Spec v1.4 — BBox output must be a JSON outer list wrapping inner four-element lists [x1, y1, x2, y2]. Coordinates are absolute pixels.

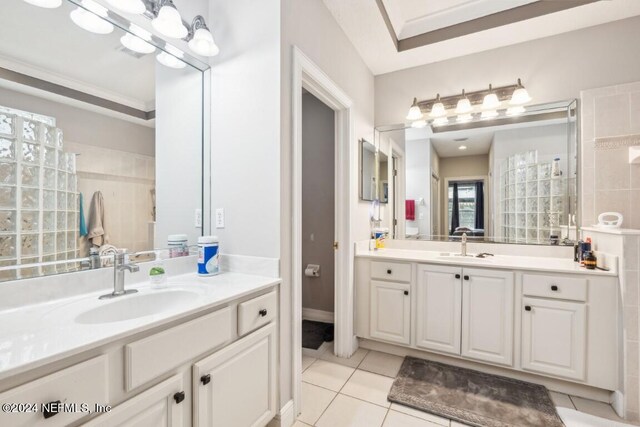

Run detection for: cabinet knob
[[551, 285, 558, 291], [387, 269, 392, 274], [464, 275, 470, 281], [42, 400, 61, 419], [403, 290, 409, 296], [201, 374, 211, 385], [259, 309, 268, 317], [525, 306, 532, 311], [174, 391, 186, 404], [455, 274, 461, 279]]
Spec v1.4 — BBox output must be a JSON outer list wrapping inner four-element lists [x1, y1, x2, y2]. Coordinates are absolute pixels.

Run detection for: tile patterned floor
[[297, 349, 627, 427]]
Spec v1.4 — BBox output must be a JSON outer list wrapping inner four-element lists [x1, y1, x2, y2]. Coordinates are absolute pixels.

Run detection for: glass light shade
[[481, 109, 499, 119], [121, 33, 155, 54], [432, 117, 449, 127], [429, 102, 446, 118], [152, 5, 188, 39], [482, 93, 501, 110], [70, 4, 114, 35], [406, 98, 423, 121], [455, 98, 472, 114], [188, 28, 219, 57], [458, 145, 468, 150], [106, 0, 145, 14], [510, 87, 532, 105], [157, 51, 186, 69], [23, 0, 62, 8], [506, 106, 526, 116], [456, 113, 473, 123], [411, 120, 427, 129]]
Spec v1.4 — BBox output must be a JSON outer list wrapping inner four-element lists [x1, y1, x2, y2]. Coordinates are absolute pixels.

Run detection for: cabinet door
[[521, 297, 586, 380], [369, 280, 411, 345], [416, 265, 462, 355], [84, 375, 184, 427], [461, 268, 514, 366], [194, 323, 277, 427]]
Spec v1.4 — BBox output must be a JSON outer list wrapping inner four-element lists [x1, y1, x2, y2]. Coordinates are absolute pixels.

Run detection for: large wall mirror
[[375, 100, 578, 245], [0, 0, 209, 281]]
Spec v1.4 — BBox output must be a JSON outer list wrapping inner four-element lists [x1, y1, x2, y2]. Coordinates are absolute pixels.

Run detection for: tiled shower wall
[[581, 81, 640, 421]]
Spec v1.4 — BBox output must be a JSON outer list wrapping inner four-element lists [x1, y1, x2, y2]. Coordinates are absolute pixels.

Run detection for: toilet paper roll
[[305, 264, 320, 277]]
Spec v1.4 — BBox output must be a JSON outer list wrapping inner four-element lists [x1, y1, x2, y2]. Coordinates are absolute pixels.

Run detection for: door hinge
[[393, 169, 398, 177], [393, 219, 398, 226], [333, 241, 339, 250]]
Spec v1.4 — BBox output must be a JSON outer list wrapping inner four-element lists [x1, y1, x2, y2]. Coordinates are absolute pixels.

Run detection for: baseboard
[[302, 307, 334, 323], [267, 399, 295, 427], [612, 390, 624, 418]]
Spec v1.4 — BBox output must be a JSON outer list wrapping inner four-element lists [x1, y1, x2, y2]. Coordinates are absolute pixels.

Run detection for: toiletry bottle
[[583, 251, 597, 270], [552, 157, 561, 177], [89, 247, 101, 269], [574, 240, 582, 262], [198, 236, 220, 276], [580, 238, 592, 266], [149, 250, 167, 286]]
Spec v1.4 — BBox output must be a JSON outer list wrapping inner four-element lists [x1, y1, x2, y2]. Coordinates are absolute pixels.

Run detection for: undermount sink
[[75, 289, 201, 324], [436, 254, 494, 263]]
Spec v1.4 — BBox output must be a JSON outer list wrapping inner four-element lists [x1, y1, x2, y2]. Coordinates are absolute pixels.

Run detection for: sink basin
[[436, 255, 494, 263], [75, 289, 201, 324]]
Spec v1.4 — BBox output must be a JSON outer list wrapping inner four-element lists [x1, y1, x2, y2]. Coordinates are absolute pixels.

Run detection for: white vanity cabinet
[[370, 280, 411, 345]]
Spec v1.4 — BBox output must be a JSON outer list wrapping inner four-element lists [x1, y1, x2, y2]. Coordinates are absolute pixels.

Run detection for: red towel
[[406, 200, 415, 221]]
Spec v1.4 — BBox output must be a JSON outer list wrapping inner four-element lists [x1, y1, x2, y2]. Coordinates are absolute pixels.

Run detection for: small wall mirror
[[359, 138, 377, 201]]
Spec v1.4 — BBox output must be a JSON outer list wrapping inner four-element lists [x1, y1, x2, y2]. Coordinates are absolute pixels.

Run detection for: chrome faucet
[[461, 233, 468, 257], [99, 250, 139, 299]]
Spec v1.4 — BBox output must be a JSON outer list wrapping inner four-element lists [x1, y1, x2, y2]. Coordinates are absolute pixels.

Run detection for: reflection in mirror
[[378, 151, 388, 204], [0, 0, 206, 281], [376, 100, 578, 245], [359, 139, 376, 201]]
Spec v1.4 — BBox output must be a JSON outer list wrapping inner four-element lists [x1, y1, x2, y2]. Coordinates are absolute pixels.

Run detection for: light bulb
[[70, 1, 114, 35], [510, 85, 532, 105], [406, 98, 423, 121], [106, 0, 145, 14], [152, 4, 188, 39], [455, 90, 473, 114], [189, 28, 219, 57], [429, 94, 446, 118], [23, 0, 62, 8], [121, 33, 155, 54], [157, 46, 186, 69], [482, 84, 501, 110]]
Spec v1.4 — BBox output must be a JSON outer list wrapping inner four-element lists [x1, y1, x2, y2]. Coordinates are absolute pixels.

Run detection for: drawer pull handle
[[42, 400, 61, 419], [404, 290, 409, 296], [387, 269, 392, 274], [551, 285, 559, 291], [259, 309, 268, 317], [464, 275, 470, 281], [455, 274, 461, 279], [174, 391, 186, 404], [525, 305, 532, 311], [201, 374, 211, 385]]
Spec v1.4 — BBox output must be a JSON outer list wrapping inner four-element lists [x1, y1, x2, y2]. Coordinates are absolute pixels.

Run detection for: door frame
[[292, 46, 354, 416]]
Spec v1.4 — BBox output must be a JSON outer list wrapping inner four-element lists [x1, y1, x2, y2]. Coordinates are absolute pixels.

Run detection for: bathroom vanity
[[0, 272, 280, 427], [355, 245, 620, 395]]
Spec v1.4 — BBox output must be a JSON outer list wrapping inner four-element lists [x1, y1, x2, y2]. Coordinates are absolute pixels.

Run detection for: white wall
[[405, 139, 430, 237], [375, 16, 640, 126]]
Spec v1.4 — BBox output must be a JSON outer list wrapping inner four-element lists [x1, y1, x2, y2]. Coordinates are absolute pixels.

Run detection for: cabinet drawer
[[523, 274, 587, 302], [371, 261, 411, 283], [238, 291, 277, 336], [125, 307, 232, 391], [0, 355, 108, 427]]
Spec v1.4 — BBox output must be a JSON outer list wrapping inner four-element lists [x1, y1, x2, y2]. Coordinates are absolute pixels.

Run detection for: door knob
[[463, 275, 470, 281], [174, 391, 185, 404], [259, 309, 268, 317], [525, 306, 532, 311], [403, 290, 409, 295], [201, 374, 211, 385], [455, 274, 461, 279], [551, 285, 558, 291], [42, 400, 61, 419], [387, 269, 392, 274]]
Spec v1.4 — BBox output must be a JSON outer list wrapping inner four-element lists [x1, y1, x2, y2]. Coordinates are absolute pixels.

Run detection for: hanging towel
[[79, 193, 88, 237], [406, 199, 415, 221], [87, 191, 109, 246]]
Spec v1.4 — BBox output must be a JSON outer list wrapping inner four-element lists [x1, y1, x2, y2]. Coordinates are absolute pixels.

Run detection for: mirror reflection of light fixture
[[152, 0, 188, 39], [481, 109, 499, 119], [406, 98, 423, 121], [510, 78, 532, 105], [456, 113, 473, 123], [23, 0, 62, 8], [157, 44, 186, 69], [455, 89, 472, 114], [482, 84, 501, 110], [429, 94, 446, 118], [70, 0, 114, 35], [411, 120, 427, 129], [432, 117, 449, 127], [188, 16, 219, 57], [506, 106, 526, 116], [105, 0, 145, 14], [121, 32, 156, 54]]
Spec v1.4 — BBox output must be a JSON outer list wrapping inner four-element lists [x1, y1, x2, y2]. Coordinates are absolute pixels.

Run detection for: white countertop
[[356, 247, 617, 277], [0, 272, 280, 381]]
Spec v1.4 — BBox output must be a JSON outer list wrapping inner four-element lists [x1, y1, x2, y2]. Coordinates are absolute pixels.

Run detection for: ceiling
[[322, 0, 640, 75]]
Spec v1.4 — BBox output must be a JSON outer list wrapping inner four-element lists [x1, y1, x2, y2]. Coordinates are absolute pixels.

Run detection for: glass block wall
[[0, 107, 79, 280]]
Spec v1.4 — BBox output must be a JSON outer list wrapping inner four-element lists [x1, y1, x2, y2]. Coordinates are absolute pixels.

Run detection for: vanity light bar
[[415, 83, 520, 113]]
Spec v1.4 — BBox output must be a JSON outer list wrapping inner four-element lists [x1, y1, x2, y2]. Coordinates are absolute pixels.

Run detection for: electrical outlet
[[195, 209, 202, 228], [215, 208, 225, 228]]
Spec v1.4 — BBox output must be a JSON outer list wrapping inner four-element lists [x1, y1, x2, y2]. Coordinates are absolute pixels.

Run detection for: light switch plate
[[215, 208, 225, 228], [195, 209, 202, 228]]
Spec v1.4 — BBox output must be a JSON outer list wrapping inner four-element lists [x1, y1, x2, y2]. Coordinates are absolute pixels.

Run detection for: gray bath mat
[[388, 357, 564, 427]]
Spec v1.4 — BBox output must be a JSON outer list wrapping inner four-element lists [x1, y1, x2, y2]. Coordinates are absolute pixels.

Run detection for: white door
[[416, 264, 462, 355], [193, 323, 277, 427], [461, 268, 514, 366], [370, 280, 411, 345], [522, 297, 586, 380], [83, 375, 184, 427]]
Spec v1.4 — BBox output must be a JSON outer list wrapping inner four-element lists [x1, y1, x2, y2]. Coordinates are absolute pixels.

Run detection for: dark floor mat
[[302, 320, 334, 350]]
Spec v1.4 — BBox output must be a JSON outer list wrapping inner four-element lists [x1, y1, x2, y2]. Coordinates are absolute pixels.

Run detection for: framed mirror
[[359, 138, 376, 201], [0, 0, 209, 281], [375, 100, 578, 245]]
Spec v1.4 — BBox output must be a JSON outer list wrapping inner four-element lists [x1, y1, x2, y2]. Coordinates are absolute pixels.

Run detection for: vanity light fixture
[[152, 0, 188, 39], [105, 0, 145, 15], [482, 84, 501, 110], [157, 44, 186, 69], [429, 94, 446, 118], [510, 79, 532, 105], [70, 0, 114, 35], [23, 0, 62, 8], [188, 16, 219, 57], [406, 98, 423, 121], [481, 109, 499, 119], [506, 106, 526, 116], [455, 89, 473, 114], [121, 32, 156, 54], [411, 120, 427, 129], [432, 117, 449, 127], [456, 113, 473, 123]]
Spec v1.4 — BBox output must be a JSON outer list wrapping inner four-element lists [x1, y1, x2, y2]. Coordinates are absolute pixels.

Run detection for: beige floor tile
[[341, 370, 395, 408], [359, 351, 405, 377], [549, 391, 575, 409], [383, 410, 446, 427], [302, 356, 316, 372], [319, 344, 369, 368], [302, 360, 356, 392], [389, 403, 450, 426], [293, 421, 312, 427], [298, 382, 337, 425], [316, 394, 388, 427], [571, 396, 624, 422]]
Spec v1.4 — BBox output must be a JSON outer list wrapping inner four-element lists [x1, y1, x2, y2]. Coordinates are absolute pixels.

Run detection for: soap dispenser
[[149, 250, 167, 286]]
